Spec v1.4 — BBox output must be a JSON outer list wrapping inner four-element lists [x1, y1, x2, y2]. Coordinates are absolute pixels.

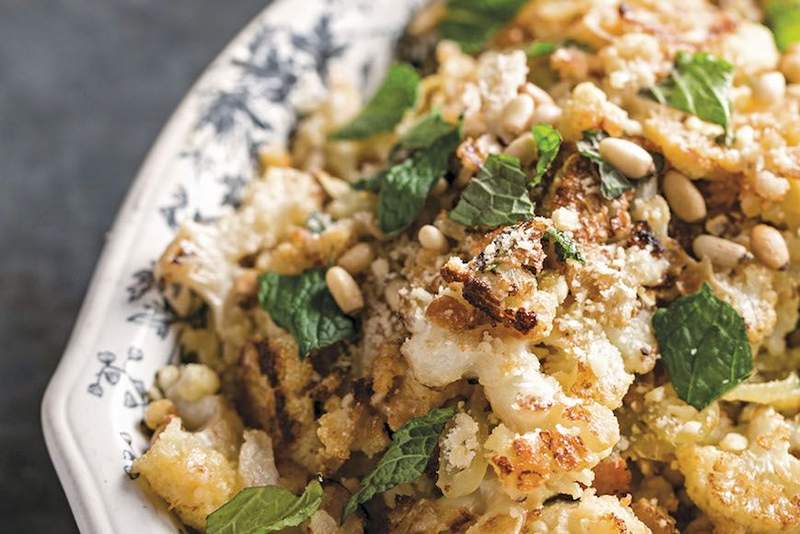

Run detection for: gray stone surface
[[0, 1, 267, 530]]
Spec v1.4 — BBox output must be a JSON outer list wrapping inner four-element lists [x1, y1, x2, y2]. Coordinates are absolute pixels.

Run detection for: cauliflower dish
[[132, 1, 800, 532]]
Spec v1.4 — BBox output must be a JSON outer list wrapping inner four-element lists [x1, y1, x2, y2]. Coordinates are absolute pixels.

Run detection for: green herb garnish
[[766, 0, 800, 51], [398, 109, 457, 150], [342, 407, 455, 522], [575, 129, 633, 199], [643, 52, 734, 144], [206, 479, 323, 534], [449, 153, 535, 228], [258, 269, 357, 358], [545, 228, 583, 263], [329, 63, 420, 140], [363, 113, 460, 234], [526, 41, 557, 58], [438, 0, 528, 53], [531, 123, 562, 185], [652, 283, 753, 410]]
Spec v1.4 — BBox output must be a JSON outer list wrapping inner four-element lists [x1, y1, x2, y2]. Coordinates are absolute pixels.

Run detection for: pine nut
[[157, 365, 180, 392], [501, 94, 535, 135], [337, 242, 374, 275], [503, 133, 537, 166], [662, 170, 707, 223], [752, 71, 786, 105], [598, 137, 654, 179], [418, 224, 449, 252], [781, 45, 800, 83], [530, 103, 562, 125], [384, 279, 405, 312], [144, 399, 176, 430], [692, 235, 749, 268], [522, 83, 555, 105], [326, 266, 364, 313], [370, 258, 390, 280], [719, 432, 748, 452], [753, 169, 790, 201], [750, 224, 790, 270], [431, 177, 449, 196]]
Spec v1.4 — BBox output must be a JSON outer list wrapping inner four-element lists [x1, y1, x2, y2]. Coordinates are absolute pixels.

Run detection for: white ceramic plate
[[41, 1, 422, 531]]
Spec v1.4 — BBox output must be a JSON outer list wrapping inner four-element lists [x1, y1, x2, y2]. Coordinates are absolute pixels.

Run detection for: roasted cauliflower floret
[[543, 154, 633, 245], [677, 407, 800, 533], [485, 402, 619, 502], [132, 418, 239, 530], [526, 493, 651, 534], [155, 166, 322, 330], [440, 218, 558, 337]]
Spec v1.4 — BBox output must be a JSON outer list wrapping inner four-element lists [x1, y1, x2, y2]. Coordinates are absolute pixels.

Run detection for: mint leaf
[[526, 41, 557, 58], [398, 110, 457, 151], [766, 0, 800, 50], [449, 154, 535, 228], [652, 283, 753, 410], [531, 123, 561, 185], [207, 479, 323, 534], [374, 115, 460, 234], [545, 228, 583, 263], [258, 269, 357, 358], [644, 52, 734, 143], [438, 0, 527, 53], [330, 63, 419, 140], [575, 129, 633, 199], [342, 407, 455, 522]]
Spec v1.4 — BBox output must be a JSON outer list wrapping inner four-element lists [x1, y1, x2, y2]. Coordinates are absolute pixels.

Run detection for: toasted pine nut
[[752, 71, 786, 105], [692, 235, 749, 268], [431, 177, 449, 196], [384, 279, 405, 312], [522, 83, 555, 105], [662, 170, 707, 223], [418, 224, 449, 252], [719, 432, 748, 452], [503, 133, 537, 166], [753, 170, 790, 201], [144, 399, 177, 430], [530, 103, 562, 125], [598, 137, 654, 179], [337, 243, 374, 275], [326, 266, 364, 313], [501, 94, 535, 135], [370, 258, 390, 280], [782, 46, 800, 83], [157, 365, 180, 392], [750, 224, 790, 270]]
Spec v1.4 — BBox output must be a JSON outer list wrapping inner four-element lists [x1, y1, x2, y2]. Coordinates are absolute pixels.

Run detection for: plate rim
[[40, 4, 282, 531]]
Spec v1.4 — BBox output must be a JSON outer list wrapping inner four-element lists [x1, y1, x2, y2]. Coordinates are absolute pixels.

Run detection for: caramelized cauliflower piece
[[676, 407, 800, 533], [543, 154, 633, 245], [132, 418, 239, 529], [440, 218, 556, 337], [155, 166, 322, 330], [485, 402, 619, 501], [526, 493, 651, 533]]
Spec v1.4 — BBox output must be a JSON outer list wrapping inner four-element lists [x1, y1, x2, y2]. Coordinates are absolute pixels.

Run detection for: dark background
[[0, 1, 268, 531]]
